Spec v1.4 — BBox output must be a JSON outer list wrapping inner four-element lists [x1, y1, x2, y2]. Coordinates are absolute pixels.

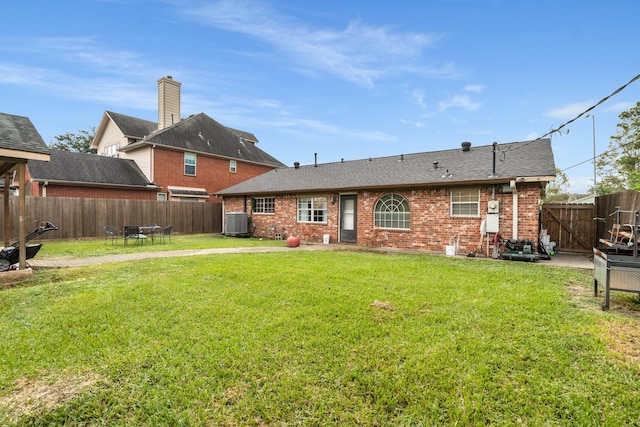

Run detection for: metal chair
[[123, 225, 147, 245], [104, 225, 120, 245], [159, 225, 173, 243], [143, 223, 158, 244]]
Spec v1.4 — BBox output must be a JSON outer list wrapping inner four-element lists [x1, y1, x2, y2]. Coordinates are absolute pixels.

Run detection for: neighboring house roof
[[0, 112, 50, 175], [105, 111, 158, 139], [28, 149, 158, 189], [94, 110, 284, 168], [119, 113, 285, 168], [217, 139, 556, 196]]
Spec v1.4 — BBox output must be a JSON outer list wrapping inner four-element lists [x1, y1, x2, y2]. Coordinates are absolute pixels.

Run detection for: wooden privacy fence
[[541, 190, 640, 253], [595, 190, 640, 246], [541, 203, 595, 253], [0, 196, 222, 240]]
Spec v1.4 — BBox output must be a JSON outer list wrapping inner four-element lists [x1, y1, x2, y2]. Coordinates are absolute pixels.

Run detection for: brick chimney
[[157, 76, 181, 130]]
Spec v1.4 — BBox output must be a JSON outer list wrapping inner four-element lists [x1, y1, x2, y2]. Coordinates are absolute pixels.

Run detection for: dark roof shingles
[[218, 139, 556, 195], [28, 150, 152, 187], [0, 112, 50, 155]]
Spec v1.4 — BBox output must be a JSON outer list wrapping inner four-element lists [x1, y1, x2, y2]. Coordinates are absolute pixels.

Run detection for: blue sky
[[2, 0, 639, 194]]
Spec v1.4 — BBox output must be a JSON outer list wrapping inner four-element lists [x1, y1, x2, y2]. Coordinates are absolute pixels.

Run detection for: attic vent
[[461, 141, 471, 152], [294, 162, 300, 169], [433, 161, 439, 170]]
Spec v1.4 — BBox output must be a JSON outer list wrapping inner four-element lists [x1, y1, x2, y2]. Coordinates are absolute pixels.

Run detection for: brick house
[[88, 76, 285, 201], [217, 139, 556, 254], [26, 76, 285, 201]]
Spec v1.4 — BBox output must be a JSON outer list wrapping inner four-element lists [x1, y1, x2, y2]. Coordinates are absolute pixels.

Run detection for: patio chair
[[143, 223, 158, 244], [124, 225, 147, 245], [159, 225, 173, 244], [104, 225, 120, 245]]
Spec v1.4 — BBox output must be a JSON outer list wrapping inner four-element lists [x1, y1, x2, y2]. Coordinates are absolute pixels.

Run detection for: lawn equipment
[[494, 233, 550, 262], [0, 221, 58, 271]]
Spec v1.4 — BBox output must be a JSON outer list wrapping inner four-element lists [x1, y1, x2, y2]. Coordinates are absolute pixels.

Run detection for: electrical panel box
[[487, 200, 499, 214], [486, 213, 499, 233]]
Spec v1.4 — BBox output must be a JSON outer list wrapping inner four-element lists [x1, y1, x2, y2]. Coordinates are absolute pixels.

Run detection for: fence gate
[[541, 204, 595, 253]]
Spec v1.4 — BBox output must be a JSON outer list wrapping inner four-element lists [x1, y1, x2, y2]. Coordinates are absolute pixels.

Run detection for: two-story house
[[28, 76, 285, 201]]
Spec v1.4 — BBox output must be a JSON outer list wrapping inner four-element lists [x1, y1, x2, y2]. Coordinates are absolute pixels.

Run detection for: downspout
[[510, 180, 518, 239], [42, 181, 48, 198]]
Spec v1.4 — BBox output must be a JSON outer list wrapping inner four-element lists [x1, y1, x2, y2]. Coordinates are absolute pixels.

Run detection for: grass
[[36, 233, 285, 259], [1, 248, 639, 425]]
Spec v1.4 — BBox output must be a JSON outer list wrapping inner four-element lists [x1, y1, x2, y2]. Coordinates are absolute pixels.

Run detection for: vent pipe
[[314, 153, 318, 167], [491, 141, 498, 177], [433, 161, 439, 170]]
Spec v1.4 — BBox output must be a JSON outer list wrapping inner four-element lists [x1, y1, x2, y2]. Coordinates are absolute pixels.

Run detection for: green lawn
[[37, 233, 285, 259], [1, 248, 639, 425]]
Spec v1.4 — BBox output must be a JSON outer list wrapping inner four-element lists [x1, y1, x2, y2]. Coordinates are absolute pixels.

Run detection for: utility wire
[[500, 73, 640, 158]]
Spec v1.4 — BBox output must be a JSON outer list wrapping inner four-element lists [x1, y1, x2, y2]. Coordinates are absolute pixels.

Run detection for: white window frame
[[374, 193, 410, 230], [451, 188, 480, 217], [253, 197, 275, 214], [297, 197, 327, 223], [184, 153, 196, 176], [157, 193, 167, 201], [230, 160, 237, 173]]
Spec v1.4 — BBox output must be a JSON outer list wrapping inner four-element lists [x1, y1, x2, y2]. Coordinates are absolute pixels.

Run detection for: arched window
[[374, 194, 410, 229]]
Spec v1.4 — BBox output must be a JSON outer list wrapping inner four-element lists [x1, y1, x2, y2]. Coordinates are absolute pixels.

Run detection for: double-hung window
[[297, 197, 327, 223], [451, 188, 480, 217], [230, 160, 237, 173], [184, 153, 196, 176]]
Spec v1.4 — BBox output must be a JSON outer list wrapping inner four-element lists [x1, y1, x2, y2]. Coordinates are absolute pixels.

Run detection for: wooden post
[[18, 163, 26, 270], [3, 172, 10, 248]]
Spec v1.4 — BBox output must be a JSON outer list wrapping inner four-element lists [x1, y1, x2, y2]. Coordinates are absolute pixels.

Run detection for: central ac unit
[[225, 212, 248, 236]]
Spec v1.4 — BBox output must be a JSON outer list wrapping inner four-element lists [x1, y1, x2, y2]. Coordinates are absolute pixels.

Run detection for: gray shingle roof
[[217, 139, 556, 196], [111, 112, 285, 168], [28, 150, 155, 188], [106, 111, 157, 139], [0, 112, 50, 156]]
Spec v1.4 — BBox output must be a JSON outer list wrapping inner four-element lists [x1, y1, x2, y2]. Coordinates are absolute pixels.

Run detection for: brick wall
[[224, 183, 543, 254], [30, 183, 157, 200], [153, 148, 277, 202]]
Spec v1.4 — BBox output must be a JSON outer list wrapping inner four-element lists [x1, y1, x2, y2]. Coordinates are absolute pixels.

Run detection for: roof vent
[[294, 162, 300, 169], [461, 141, 471, 152], [433, 161, 439, 170]]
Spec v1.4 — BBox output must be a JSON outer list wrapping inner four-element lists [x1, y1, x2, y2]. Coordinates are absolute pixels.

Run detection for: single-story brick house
[[217, 139, 556, 254]]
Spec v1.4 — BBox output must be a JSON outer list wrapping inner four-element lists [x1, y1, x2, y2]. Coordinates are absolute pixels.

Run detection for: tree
[[49, 128, 96, 153], [544, 168, 570, 203], [596, 102, 640, 194]]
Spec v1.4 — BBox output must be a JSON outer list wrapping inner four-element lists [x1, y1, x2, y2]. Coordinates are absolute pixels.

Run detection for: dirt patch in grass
[[0, 373, 104, 420], [600, 319, 640, 373], [370, 300, 395, 310]]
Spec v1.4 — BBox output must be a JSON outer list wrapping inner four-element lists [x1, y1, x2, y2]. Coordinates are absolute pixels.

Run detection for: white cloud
[[545, 101, 593, 119], [412, 89, 426, 110], [179, 0, 449, 87], [438, 94, 480, 112], [464, 84, 485, 93]]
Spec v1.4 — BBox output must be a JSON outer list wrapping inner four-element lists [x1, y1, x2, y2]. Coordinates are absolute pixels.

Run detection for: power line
[[501, 73, 640, 157]]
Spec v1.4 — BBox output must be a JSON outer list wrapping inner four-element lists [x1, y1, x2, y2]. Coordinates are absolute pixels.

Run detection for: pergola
[[0, 113, 50, 270]]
